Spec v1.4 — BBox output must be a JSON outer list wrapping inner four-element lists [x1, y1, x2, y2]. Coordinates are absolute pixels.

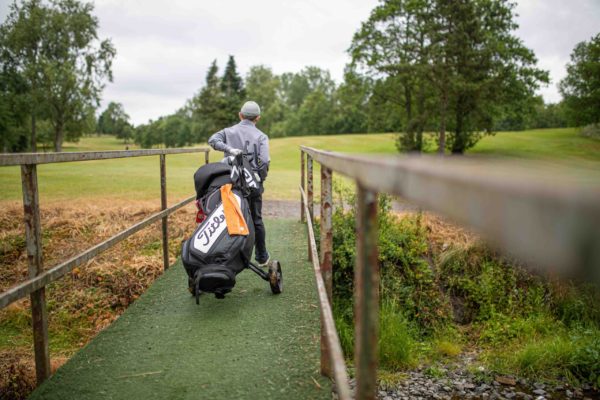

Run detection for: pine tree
[[192, 60, 228, 141], [221, 55, 245, 123]]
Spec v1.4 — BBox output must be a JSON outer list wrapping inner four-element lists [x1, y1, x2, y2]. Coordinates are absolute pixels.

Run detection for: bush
[[580, 123, 600, 139], [331, 188, 451, 333], [438, 244, 547, 323]]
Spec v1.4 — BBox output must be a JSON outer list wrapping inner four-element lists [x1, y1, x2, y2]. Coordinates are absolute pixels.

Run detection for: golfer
[[208, 101, 270, 267]]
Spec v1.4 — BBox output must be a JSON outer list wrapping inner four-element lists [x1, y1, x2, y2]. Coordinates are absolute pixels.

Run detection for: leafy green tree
[[164, 113, 192, 147], [245, 65, 284, 134], [351, 0, 432, 151], [0, 0, 48, 151], [97, 102, 132, 142], [366, 77, 405, 133], [0, 0, 115, 152], [279, 72, 311, 111], [278, 67, 336, 136], [0, 56, 29, 151], [351, 0, 547, 154], [334, 67, 370, 134], [559, 33, 600, 127]]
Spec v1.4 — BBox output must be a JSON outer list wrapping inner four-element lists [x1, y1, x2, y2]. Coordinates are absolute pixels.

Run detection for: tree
[[351, 0, 548, 154], [0, 53, 29, 151], [277, 67, 336, 136], [0, 0, 47, 151], [190, 59, 229, 142], [97, 102, 132, 142], [245, 65, 284, 134], [350, 0, 433, 152], [220, 55, 245, 124], [0, 0, 115, 152], [559, 33, 600, 127], [334, 67, 370, 134]]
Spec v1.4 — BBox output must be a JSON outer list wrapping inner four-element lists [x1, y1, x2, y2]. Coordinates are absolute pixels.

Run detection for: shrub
[[438, 244, 547, 323], [580, 123, 600, 139]]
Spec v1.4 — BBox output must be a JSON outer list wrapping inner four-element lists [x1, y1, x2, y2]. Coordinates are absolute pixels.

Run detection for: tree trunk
[[54, 122, 64, 152], [438, 91, 447, 155], [31, 113, 37, 152], [452, 98, 465, 155]]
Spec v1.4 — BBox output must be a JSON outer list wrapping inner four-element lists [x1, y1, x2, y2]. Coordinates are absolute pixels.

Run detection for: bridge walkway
[[30, 219, 331, 400]]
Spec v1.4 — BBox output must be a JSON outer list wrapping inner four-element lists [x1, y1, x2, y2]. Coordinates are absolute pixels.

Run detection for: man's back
[[208, 120, 270, 169]]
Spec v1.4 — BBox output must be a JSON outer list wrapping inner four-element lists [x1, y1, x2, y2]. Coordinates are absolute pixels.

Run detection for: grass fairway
[[471, 128, 600, 164], [0, 129, 599, 203], [0, 133, 397, 202]]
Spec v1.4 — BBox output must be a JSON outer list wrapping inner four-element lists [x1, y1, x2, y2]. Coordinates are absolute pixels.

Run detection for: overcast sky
[[1, 0, 599, 125]]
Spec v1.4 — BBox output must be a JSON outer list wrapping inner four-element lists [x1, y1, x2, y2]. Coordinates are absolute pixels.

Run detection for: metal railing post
[[21, 164, 51, 385], [300, 151, 306, 223], [320, 166, 333, 377], [160, 155, 169, 270], [307, 155, 314, 261], [355, 184, 379, 400]]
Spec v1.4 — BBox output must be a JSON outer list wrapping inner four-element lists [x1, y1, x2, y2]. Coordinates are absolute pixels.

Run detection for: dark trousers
[[249, 193, 268, 262]]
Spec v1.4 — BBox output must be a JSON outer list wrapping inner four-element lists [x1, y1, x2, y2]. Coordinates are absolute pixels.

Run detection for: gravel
[[332, 353, 600, 400]]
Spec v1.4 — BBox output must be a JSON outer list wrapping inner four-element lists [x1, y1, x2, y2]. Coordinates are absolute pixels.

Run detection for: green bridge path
[[30, 219, 331, 400]]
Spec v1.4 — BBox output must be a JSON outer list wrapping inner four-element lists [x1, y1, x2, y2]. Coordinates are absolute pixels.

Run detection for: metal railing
[[299, 146, 600, 400], [0, 147, 210, 386]]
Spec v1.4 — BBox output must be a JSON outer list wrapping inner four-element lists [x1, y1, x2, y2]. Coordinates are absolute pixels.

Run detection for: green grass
[[1, 129, 599, 203]]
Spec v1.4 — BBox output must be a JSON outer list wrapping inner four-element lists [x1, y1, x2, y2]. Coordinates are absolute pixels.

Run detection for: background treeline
[[1, 0, 598, 154], [128, 57, 572, 151]]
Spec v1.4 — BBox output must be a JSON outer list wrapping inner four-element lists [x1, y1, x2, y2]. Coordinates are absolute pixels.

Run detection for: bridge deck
[[30, 219, 330, 400]]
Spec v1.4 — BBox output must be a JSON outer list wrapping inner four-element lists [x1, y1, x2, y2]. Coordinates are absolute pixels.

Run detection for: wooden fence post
[[320, 166, 333, 377], [21, 164, 51, 385], [160, 155, 169, 270], [355, 184, 379, 400], [300, 151, 305, 223], [307, 155, 314, 261]]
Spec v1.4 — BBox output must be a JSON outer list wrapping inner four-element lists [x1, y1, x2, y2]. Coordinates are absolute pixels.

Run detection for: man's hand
[[230, 148, 243, 156]]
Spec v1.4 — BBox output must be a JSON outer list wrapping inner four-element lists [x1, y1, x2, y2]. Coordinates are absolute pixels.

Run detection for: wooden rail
[[300, 186, 352, 400], [0, 147, 210, 386], [299, 146, 600, 400]]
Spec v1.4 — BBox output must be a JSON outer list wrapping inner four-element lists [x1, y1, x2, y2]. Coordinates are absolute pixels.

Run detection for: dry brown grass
[[0, 199, 197, 399], [394, 210, 477, 255]]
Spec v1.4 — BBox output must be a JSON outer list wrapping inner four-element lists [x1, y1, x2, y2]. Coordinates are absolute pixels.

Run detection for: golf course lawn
[[0, 128, 598, 203]]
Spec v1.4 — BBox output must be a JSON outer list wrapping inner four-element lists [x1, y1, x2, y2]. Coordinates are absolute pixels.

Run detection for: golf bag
[[181, 156, 255, 301]]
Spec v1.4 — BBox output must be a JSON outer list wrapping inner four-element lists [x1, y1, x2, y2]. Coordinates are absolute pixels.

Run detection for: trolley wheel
[[268, 260, 283, 294]]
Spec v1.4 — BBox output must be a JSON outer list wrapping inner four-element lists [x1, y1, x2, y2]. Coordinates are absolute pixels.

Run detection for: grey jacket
[[208, 120, 270, 169]]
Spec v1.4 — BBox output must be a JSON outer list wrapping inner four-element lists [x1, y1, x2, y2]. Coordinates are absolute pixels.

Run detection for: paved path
[[30, 219, 330, 400]]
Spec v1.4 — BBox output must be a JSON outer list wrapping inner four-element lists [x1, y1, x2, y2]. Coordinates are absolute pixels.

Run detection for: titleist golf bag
[[181, 155, 256, 301]]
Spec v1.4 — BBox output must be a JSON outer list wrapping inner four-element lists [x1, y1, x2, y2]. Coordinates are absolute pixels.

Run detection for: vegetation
[[1, 2, 595, 155], [96, 102, 133, 143], [0, 199, 197, 399], [560, 33, 600, 128], [350, 0, 548, 154], [0, 0, 115, 152], [328, 187, 600, 386]]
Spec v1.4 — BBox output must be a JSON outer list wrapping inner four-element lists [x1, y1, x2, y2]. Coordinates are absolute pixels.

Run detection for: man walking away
[[208, 101, 271, 267]]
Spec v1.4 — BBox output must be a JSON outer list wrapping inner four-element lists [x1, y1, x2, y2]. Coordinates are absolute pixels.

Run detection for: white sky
[[1, 0, 599, 125]]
